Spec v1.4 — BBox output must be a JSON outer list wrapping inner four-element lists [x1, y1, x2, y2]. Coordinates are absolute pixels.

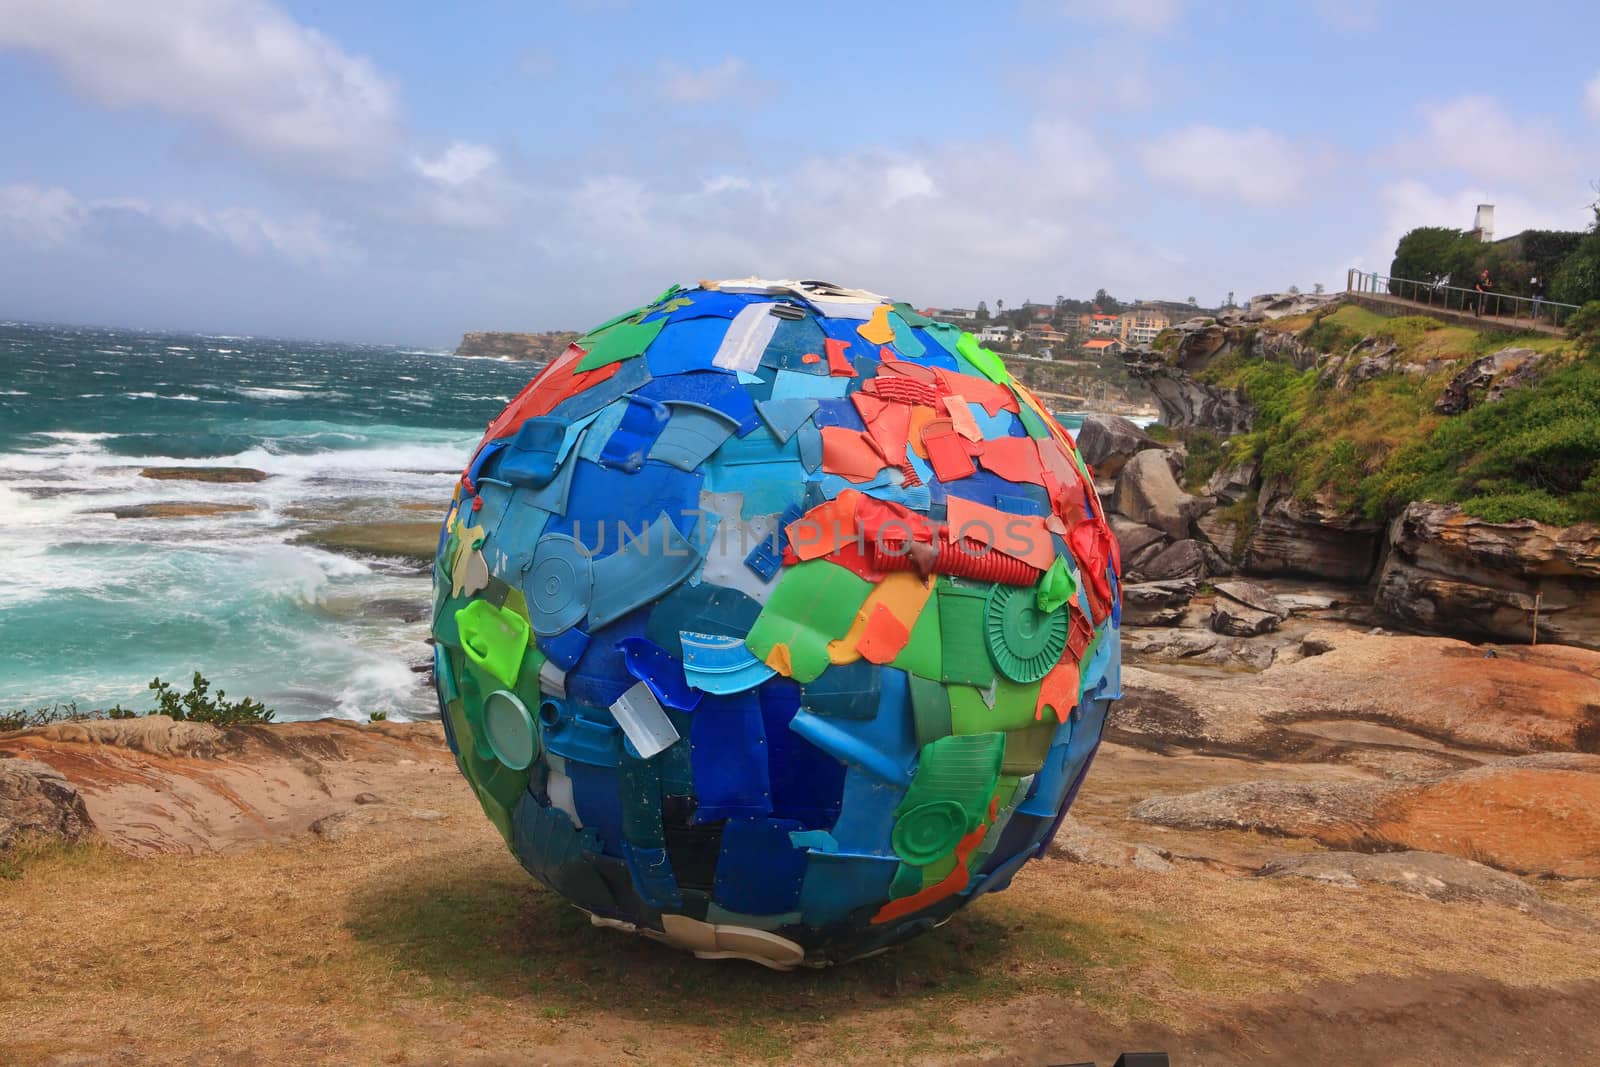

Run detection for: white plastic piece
[[538, 659, 567, 698], [546, 768, 580, 827], [712, 303, 780, 373], [609, 681, 680, 760], [697, 490, 779, 603], [653, 914, 806, 970]]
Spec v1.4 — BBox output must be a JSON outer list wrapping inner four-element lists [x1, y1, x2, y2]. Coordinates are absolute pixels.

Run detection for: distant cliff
[[454, 331, 578, 362]]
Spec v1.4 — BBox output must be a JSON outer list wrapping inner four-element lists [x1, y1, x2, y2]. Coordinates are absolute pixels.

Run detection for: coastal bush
[[0, 701, 140, 731], [149, 673, 275, 725], [1180, 429, 1226, 492]]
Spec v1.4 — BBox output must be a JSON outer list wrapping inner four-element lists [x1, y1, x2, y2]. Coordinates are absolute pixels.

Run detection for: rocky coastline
[[454, 330, 579, 362]]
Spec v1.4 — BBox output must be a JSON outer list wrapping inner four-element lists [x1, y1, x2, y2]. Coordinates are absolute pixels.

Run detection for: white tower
[[1473, 204, 1495, 243]]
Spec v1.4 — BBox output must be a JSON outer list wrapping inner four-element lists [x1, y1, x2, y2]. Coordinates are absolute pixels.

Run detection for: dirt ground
[[4, 631, 1600, 1066]]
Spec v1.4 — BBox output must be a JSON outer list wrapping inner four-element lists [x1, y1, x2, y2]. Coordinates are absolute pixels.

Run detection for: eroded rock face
[[1121, 579, 1199, 626], [0, 757, 94, 849], [1376, 503, 1600, 651], [1435, 347, 1546, 415], [1124, 349, 1255, 434], [1243, 478, 1383, 584], [1075, 414, 1161, 478], [1115, 450, 1214, 541], [1131, 539, 1208, 582]]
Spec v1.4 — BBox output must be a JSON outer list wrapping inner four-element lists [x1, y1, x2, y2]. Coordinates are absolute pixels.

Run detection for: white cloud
[[412, 142, 499, 187], [1013, 47, 1158, 114], [0, 182, 354, 266], [1394, 96, 1579, 194], [1138, 125, 1309, 204], [657, 56, 762, 105], [1053, 0, 1184, 31], [0, 0, 400, 176], [1586, 72, 1600, 119]]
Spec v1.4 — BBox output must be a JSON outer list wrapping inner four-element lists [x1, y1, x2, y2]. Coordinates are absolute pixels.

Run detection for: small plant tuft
[[149, 672, 275, 726]]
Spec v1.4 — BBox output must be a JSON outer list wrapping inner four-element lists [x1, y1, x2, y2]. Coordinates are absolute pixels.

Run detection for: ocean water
[[0, 321, 539, 721]]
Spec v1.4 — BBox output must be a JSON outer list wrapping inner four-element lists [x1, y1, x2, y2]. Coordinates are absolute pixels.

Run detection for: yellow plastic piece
[[857, 304, 897, 345], [827, 570, 935, 665]]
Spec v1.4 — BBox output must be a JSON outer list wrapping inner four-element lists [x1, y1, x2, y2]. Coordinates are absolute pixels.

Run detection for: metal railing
[[1346, 268, 1580, 330]]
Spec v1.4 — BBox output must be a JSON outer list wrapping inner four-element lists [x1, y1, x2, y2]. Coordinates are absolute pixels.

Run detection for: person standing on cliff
[[1530, 275, 1545, 321], [1474, 269, 1493, 317]]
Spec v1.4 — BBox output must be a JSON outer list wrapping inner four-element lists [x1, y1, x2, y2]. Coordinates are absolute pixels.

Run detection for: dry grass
[[5, 770, 1600, 1067]]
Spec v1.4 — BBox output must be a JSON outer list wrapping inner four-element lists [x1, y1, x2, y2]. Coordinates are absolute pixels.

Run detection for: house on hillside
[[1081, 337, 1125, 359], [921, 307, 978, 325], [977, 324, 1011, 344], [1118, 305, 1170, 346], [1079, 313, 1121, 337]]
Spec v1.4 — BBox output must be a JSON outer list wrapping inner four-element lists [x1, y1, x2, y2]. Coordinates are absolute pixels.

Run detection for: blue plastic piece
[[788, 668, 917, 786], [566, 760, 625, 853], [623, 842, 683, 909], [547, 459, 704, 556], [525, 534, 593, 636], [799, 660, 881, 720], [539, 696, 622, 768], [547, 355, 652, 423], [434, 641, 458, 702], [796, 850, 901, 928], [968, 403, 1023, 440], [812, 471, 931, 512], [537, 626, 589, 671], [714, 817, 808, 914], [770, 368, 849, 401], [588, 514, 703, 629], [760, 315, 828, 372], [762, 680, 846, 829], [498, 416, 568, 489], [648, 401, 739, 471], [643, 316, 733, 375], [645, 581, 762, 655], [942, 470, 1051, 515], [635, 369, 761, 436], [816, 315, 880, 366], [472, 477, 515, 542], [509, 793, 616, 912], [812, 397, 866, 431], [690, 692, 772, 822], [484, 496, 549, 579], [564, 609, 650, 709], [796, 422, 822, 472], [599, 395, 671, 473], [651, 290, 759, 324], [828, 766, 905, 855], [617, 635, 703, 710], [704, 426, 805, 517], [755, 397, 820, 443], [466, 438, 509, 487], [907, 328, 961, 370], [679, 631, 775, 694]]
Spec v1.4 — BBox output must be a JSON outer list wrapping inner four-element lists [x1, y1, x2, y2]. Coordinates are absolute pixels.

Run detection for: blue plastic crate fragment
[[714, 817, 808, 915]]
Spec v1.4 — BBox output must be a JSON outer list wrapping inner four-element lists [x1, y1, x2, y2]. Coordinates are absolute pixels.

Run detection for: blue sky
[[1, 0, 1597, 346]]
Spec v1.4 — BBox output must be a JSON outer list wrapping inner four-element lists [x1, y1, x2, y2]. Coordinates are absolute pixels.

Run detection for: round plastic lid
[[984, 584, 1069, 683], [527, 534, 593, 636], [890, 799, 968, 866], [483, 690, 538, 770]]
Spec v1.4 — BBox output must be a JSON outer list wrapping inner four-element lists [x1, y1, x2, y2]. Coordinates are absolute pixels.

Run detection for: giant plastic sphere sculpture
[[430, 279, 1123, 968]]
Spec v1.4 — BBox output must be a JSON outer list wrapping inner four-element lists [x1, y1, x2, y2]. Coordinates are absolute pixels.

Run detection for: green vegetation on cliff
[[1202, 304, 1600, 525]]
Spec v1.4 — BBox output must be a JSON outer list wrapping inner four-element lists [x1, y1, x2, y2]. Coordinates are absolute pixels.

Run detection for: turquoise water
[[0, 321, 540, 720]]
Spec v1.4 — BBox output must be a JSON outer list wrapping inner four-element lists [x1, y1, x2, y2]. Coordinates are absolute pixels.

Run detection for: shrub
[[149, 673, 275, 725]]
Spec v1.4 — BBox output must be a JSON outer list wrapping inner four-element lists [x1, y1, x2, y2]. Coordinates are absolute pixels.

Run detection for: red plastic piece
[[471, 496, 484, 512], [871, 821, 988, 923], [946, 497, 1056, 571], [1069, 516, 1114, 622], [872, 375, 941, 406], [977, 437, 1045, 484], [824, 338, 857, 377], [933, 368, 1017, 416], [852, 393, 913, 467], [856, 605, 912, 664], [481, 343, 620, 443], [787, 492, 862, 561], [801, 351, 822, 364], [921, 418, 977, 481], [821, 427, 889, 482]]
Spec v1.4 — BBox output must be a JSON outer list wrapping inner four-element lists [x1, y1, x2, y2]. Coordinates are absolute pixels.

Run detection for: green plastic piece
[[575, 316, 666, 371], [455, 599, 531, 688], [891, 800, 967, 865], [512, 644, 547, 712], [937, 578, 995, 687], [745, 559, 873, 683], [891, 732, 1006, 866], [920, 850, 960, 884], [949, 678, 1040, 735], [1036, 557, 1077, 614], [446, 696, 526, 845], [891, 302, 935, 328], [1002, 721, 1055, 776], [955, 331, 1011, 385], [1014, 395, 1052, 439], [909, 674, 953, 746], [984, 584, 1068, 683], [483, 690, 538, 770], [888, 861, 923, 899], [891, 592, 942, 679], [922, 320, 963, 359]]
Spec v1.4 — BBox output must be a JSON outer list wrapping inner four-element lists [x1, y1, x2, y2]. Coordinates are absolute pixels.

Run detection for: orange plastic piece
[[824, 338, 857, 377], [821, 427, 889, 482], [878, 345, 899, 363], [906, 405, 938, 459], [765, 643, 794, 677], [787, 492, 862, 561], [858, 305, 896, 345], [852, 393, 913, 466], [977, 437, 1044, 484], [933, 368, 1017, 416], [1036, 658, 1080, 723], [827, 570, 934, 665], [856, 605, 912, 664], [943, 395, 983, 442], [945, 496, 1056, 570], [801, 351, 822, 364], [870, 821, 988, 924]]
